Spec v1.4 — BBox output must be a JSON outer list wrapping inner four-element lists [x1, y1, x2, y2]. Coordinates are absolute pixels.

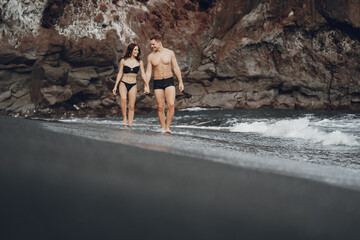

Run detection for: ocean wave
[[230, 118, 360, 146], [58, 118, 120, 125], [179, 107, 221, 112], [314, 117, 360, 129], [173, 125, 226, 131]]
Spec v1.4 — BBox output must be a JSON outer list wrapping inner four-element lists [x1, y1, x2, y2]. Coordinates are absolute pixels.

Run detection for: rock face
[[0, 0, 360, 118]]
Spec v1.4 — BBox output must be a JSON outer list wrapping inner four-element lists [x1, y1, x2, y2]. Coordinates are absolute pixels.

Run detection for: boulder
[[68, 67, 99, 89], [0, 91, 12, 103], [41, 85, 72, 105]]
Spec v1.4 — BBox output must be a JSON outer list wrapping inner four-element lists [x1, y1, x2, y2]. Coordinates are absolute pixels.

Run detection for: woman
[[113, 43, 149, 127]]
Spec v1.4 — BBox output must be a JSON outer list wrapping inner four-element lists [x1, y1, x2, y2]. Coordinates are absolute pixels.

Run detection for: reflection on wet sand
[[114, 129, 171, 152]]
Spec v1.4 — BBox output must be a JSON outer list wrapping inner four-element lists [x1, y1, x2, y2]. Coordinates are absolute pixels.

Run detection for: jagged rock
[[63, 38, 118, 67], [0, 91, 12, 102], [13, 88, 29, 98], [0, 64, 32, 73], [317, 0, 360, 28], [41, 0, 71, 29], [0, 50, 36, 65], [1, 0, 360, 118], [188, 70, 211, 81], [42, 64, 68, 86], [6, 94, 31, 111], [0, 97, 15, 110], [68, 67, 99, 88], [15, 103, 36, 115], [41, 85, 72, 105], [32, 29, 66, 55], [87, 100, 102, 109], [196, 92, 240, 109], [101, 97, 115, 107]]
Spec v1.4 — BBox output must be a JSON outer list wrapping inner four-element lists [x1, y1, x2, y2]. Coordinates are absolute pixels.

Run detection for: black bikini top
[[123, 65, 140, 74]]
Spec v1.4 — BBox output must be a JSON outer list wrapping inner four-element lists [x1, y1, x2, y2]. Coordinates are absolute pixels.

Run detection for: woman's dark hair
[[123, 43, 141, 61]]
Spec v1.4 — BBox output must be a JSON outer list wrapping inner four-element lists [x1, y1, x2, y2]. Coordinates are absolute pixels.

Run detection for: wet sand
[[1, 115, 360, 240]]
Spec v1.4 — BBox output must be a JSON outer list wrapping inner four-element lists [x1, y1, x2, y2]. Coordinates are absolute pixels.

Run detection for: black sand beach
[[1, 115, 360, 240]]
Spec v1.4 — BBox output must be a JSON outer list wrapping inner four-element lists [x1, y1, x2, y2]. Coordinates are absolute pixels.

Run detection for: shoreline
[[1, 115, 360, 239], [42, 113, 360, 192]]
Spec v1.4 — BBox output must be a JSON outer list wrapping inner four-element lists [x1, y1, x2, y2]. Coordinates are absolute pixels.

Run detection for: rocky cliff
[[1, 0, 359, 118]]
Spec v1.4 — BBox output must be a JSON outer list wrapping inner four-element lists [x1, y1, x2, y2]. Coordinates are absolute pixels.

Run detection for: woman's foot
[[122, 120, 127, 126], [165, 128, 171, 133]]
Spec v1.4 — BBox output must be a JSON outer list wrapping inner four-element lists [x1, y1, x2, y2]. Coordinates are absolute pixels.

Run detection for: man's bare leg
[[164, 86, 176, 133], [119, 83, 127, 126], [127, 85, 137, 127], [154, 89, 166, 131]]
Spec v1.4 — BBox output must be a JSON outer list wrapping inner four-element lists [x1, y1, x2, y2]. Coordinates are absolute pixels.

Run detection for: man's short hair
[[150, 34, 162, 42]]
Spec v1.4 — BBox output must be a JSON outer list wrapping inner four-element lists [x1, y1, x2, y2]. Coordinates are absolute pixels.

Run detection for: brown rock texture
[[0, 0, 360, 118]]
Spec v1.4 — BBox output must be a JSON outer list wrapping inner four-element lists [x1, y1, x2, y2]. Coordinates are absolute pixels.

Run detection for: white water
[[179, 107, 221, 111], [57, 112, 360, 147], [231, 117, 359, 146]]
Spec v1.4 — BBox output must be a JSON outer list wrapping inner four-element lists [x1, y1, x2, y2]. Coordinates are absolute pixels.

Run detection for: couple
[[112, 34, 184, 133]]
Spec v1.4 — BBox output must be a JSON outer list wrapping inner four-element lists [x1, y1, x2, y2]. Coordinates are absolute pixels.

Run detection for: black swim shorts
[[153, 77, 175, 90]]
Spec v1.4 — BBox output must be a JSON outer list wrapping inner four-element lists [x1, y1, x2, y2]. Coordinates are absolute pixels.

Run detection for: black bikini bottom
[[121, 81, 137, 91], [153, 77, 174, 90]]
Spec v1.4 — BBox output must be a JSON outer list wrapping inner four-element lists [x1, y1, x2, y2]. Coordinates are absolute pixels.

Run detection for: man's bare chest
[[152, 53, 171, 66]]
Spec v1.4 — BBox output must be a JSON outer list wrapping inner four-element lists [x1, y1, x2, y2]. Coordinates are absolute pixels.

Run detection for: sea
[[41, 108, 360, 191]]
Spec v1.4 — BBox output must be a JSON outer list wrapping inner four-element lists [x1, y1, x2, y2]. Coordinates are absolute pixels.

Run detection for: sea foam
[[179, 107, 221, 111], [231, 118, 359, 146]]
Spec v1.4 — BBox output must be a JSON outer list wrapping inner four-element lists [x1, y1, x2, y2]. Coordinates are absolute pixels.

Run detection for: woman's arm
[[140, 60, 149, 94], [145, 54, 153, 87], [113, 59, 124, 95]]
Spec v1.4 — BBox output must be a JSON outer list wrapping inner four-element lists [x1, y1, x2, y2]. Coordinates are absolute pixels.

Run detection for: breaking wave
[[231, 118, 359, 146]]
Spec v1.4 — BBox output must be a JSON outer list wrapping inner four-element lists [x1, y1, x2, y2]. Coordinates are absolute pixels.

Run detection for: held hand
[[112, 88, 117, 95], [179, 83, 184, 92], [144, 85, 150, 94]]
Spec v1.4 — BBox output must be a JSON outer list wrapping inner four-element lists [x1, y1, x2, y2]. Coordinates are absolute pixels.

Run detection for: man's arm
[[171, 51, 184, 92]]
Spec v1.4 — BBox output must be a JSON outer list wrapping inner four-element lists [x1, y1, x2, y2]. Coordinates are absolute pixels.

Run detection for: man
[[146, 34, 184, 133]]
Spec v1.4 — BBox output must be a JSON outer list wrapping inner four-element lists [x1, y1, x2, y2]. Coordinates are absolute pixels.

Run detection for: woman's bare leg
[[127, 85, 137, 127], [119, 83, 127, 126]]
